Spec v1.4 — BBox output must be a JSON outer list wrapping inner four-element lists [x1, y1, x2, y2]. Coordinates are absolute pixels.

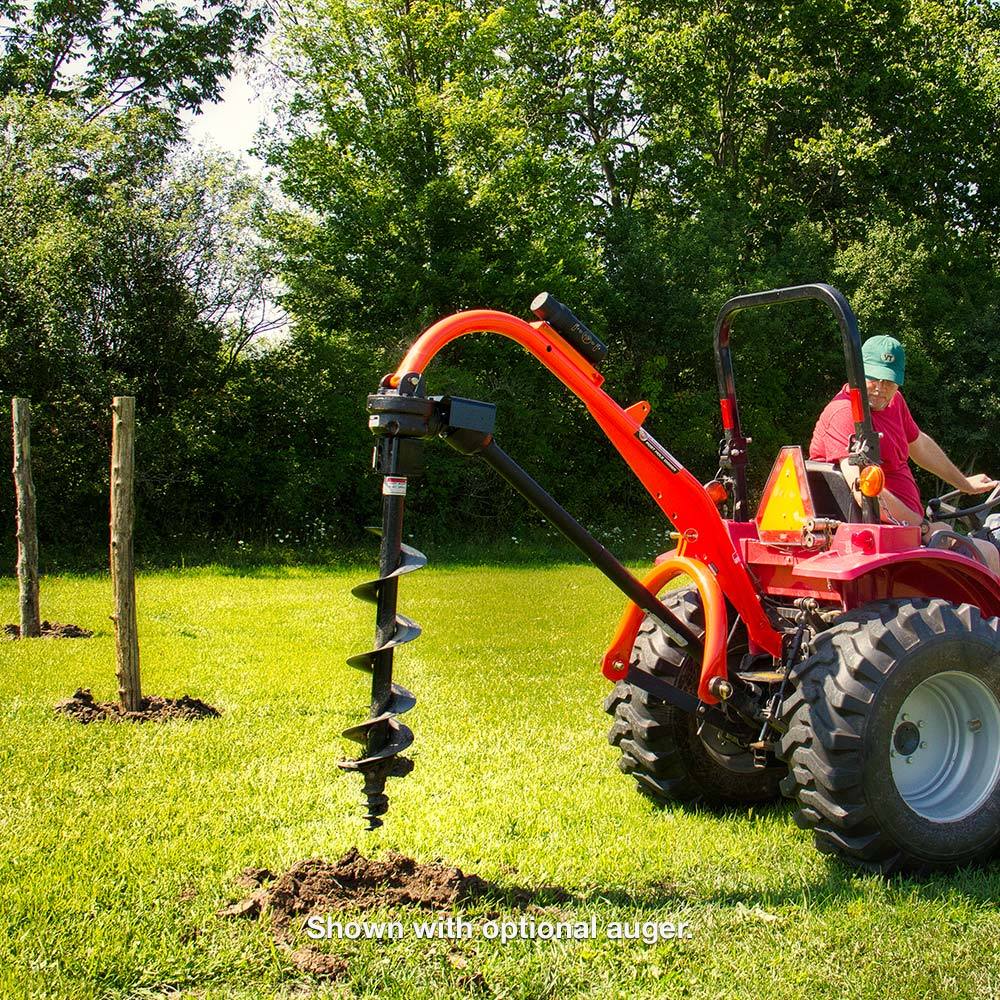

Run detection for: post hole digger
[[342, 283, 1000, 874]]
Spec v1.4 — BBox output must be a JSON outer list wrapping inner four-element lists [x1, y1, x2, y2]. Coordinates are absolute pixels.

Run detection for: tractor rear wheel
[[604, 587, 785, 807], [779, 598, 1000, 873]]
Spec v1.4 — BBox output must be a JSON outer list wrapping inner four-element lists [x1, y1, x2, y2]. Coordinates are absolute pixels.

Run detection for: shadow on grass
[[25, 525, 673, 578], [703, 858, 1000, 911], [587, 860, 1000, 910], [587, 797, 1000, 912], [205, 539, 610, 578]]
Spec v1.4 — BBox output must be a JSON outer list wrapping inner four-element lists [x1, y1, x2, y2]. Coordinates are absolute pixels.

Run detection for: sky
[[185, 68, 273, 164], [183, 66, 290, 341]]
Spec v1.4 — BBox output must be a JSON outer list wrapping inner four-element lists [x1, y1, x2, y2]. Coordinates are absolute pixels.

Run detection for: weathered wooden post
[[11, 398, 40, 638], [110, 396, 142, 711]]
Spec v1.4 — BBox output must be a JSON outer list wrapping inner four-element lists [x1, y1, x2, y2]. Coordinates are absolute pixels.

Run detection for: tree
[[0, 0, 283, 560], [4, 0, 998, 557], [0, 95, 277, 552], [264, 0, 1000, 546], [0, 0, 268, 119], [627, 0, 1000, 468]]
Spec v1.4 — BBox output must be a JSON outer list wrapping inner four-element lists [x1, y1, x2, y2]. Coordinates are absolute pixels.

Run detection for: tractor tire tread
[[778, 597, 1000, 874], [605, 587, 785, 808]]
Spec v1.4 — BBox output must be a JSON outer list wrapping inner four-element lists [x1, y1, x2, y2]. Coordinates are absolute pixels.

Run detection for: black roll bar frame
[[712, 283, 881, 525]]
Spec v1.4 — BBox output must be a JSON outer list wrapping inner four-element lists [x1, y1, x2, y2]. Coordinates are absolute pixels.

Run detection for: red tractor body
[[344, 283, 1000, 874]]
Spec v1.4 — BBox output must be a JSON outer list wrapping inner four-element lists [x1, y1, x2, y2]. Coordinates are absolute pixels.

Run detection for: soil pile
[[285, 947, 349, 979], [54, 688, 220, 723], [218, 848, 497, 924], [5, 621, 93, 639], [218, 849, 568, 984]]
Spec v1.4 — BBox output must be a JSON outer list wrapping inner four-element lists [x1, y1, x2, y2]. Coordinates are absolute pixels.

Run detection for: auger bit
[[339, 373, 437, 829]]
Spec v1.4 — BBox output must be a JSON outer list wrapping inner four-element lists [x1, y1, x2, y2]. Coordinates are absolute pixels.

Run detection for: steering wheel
[[925, 529, 991, 567], [926, 483, 1000, 534]]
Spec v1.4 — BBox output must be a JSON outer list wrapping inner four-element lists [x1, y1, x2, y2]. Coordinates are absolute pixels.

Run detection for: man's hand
[[961, 474, 998, 494]]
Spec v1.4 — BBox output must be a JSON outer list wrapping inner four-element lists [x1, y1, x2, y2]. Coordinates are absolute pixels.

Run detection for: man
[[809, 335, 1000, 572]]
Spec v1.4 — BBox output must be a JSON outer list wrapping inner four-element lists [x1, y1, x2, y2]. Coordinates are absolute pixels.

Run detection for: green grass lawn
[[2, 563, 1000, 1000]]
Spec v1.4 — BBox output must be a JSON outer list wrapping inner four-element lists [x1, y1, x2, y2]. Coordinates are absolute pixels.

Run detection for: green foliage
[[0, 96, 276, 558], [0, 0, 279, 564], [0, 0, 268, 118], [6, 0, 1000, 562], [259, 0, 1000, 550]]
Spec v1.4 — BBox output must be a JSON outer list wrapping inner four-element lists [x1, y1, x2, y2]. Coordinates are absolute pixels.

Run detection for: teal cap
[[861, 335, 905, 386]]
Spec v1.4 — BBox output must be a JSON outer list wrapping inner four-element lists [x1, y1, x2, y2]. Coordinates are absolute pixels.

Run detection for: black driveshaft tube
[[478, 440, 701, 652]]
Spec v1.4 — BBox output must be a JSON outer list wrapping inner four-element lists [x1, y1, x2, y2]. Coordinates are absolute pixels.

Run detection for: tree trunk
[[110, 396, 141, 710], [11, 398, 40, 638]]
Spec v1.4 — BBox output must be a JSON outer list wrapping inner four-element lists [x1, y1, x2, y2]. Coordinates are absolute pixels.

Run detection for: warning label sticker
[[383, 477, 408, 496]]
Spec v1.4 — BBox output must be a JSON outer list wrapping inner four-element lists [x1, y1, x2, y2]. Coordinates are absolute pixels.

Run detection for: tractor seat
[[804, 460, 862, 522]]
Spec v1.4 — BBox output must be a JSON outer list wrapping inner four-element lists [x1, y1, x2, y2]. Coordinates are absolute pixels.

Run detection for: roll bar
[[712, 283, 881, 525]]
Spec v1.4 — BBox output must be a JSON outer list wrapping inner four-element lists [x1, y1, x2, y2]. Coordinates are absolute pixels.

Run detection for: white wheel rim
[[890, 670, 1000, 822]]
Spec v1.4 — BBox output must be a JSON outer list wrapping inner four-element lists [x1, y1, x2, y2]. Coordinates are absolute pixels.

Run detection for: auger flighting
[[339, 373, 433, 829]]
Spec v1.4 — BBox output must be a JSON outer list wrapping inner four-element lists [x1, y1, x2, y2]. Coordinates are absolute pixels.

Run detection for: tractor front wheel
[[604, 588, 785, 807], [779, 598, 1000, 873]]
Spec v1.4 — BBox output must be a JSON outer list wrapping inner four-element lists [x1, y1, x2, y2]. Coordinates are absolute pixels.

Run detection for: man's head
[[861, 335, 905, 411]]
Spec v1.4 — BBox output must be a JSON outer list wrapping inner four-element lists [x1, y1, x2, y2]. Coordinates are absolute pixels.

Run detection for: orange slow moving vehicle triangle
[[756, 446, 815, 542]]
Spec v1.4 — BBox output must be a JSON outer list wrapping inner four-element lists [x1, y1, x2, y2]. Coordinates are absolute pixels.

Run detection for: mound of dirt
[[5, 621, 93, 639], [218, 850, 568, 985], [236, 867, 276, 890], [218, 848, 497, 925], [54, 688, 220, 723], [286, 947, 349, 980]]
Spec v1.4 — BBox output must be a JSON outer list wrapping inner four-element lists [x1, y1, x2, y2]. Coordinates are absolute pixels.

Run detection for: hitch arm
[[602, 556, 728, 703], [391, 308, 782, 663]]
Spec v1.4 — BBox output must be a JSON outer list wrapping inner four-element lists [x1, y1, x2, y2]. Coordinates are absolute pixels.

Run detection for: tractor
[[342, 283, 1000, 874]]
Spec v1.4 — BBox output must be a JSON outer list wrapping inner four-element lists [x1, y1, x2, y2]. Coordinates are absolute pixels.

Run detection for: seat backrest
[[804, 460, 862, 522]]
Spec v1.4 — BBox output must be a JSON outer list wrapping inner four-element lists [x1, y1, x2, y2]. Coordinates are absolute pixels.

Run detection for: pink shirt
[[809, 385, 922, 517]]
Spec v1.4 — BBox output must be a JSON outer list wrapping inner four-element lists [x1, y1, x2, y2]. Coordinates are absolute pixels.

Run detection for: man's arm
[[909, 432, 997, 494]]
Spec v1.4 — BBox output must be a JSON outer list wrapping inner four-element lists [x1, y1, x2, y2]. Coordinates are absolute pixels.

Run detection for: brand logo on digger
[[636, 429, 681, 472]]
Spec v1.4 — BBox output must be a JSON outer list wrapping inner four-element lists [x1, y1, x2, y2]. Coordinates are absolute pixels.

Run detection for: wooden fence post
[[110, 396, 142, 711], [11, 398, 40, 638]]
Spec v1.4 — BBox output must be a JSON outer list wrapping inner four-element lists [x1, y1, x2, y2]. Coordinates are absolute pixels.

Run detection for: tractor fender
[[602, 555, 728, 703], [793, 548, 1000, 618]]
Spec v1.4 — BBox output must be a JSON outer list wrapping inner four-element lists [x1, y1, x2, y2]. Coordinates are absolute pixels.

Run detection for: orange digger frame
[[390, 308, 783, 703], [346, 283, 1000, 834]]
